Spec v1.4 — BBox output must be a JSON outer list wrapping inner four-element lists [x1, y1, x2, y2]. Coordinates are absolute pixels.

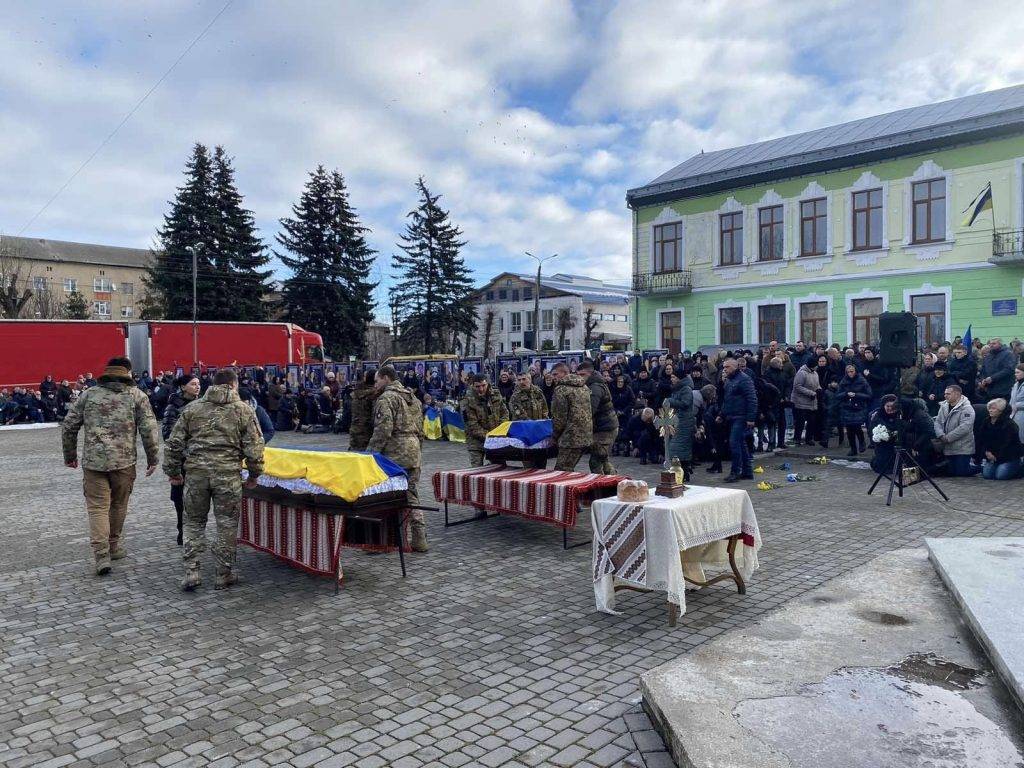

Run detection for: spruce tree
[[276, 166, 377, 358], [391, 177, 474, 354], [145, 143, 271, 321], [64, 290, 89, 319]]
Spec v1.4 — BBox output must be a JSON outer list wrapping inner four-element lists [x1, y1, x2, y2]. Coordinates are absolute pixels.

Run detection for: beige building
[[0, 235, 151, 319]]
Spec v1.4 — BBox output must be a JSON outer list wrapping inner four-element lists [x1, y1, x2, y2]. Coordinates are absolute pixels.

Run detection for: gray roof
[[628, 84, 1024, 206], [478, 271, 630, 306], [1, 235, 151, 268]]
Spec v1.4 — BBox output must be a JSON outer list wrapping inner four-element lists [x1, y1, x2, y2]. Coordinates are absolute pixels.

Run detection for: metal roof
[[1, 235, 152, 269], [627, 84, 1024, 207], [477, 271, 630, 305]]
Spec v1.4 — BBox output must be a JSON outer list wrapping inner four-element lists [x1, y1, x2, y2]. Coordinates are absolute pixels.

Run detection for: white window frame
[[791, 292, 834, 346], [754, 189, 789, 272], [845, 172, 889, 264], [844, 288, 889, 346], [648, 207, 685, 273], [510, 312, 522, 333], [121, 305, 134, 318], [93, 301, 111, 317], [750, 296, 791, 345], [655, 307, 685, 352], [32, 276, 48, 292], [712, 196, 748, 275], [902, 160, 954, 260], [63, 278, 77, 293], [93, 276, 113, 292], [541, 309, 554, 331], [713, 300, 747, 346], [121, 281, 135, 295], [902, 283, 952, 345]]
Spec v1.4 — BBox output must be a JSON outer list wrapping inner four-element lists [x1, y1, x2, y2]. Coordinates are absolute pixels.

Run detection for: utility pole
[[189, 244, 200, 368], [524, 251, 556, 351]]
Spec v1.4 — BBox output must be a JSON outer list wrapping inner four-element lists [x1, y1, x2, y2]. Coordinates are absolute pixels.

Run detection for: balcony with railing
[[991, 229, 1024, 264], [632, 269, 692, 295]]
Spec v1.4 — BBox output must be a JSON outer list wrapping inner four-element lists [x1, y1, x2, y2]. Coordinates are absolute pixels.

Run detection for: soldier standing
[[463, 374, 510, 466], [164, 369, 265, 591], [366, 366, 428, 552], [508, 372, 549, 421], [62, 357, 160, 575], [579, 360, 618, 474], [348, 369, 379, 451], [549, 362, 593, 471]]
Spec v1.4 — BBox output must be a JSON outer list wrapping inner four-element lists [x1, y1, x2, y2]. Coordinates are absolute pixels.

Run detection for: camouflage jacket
[[508, 385, 549, 421], [550, 374, 593, 449], [348, 382, 378, 450], [162, 385, 265, 478], [62, 379, 160, 471], [462, 388, 510, 446], [366, 382, 423, 469]]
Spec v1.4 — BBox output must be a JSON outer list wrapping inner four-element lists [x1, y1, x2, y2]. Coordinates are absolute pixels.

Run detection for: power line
[[17, 0, 235, 237]]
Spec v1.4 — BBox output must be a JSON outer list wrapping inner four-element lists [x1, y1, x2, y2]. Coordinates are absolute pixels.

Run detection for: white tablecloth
[[591, 485, 761, 615]]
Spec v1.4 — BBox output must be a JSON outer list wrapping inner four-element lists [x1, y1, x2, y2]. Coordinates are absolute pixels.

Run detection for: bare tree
[[556, 306, 576, 350], [29, 283, 67, 319], [583, 307, 599, 348], [0, 238, 34, 319], [481, 309, 496, 359]]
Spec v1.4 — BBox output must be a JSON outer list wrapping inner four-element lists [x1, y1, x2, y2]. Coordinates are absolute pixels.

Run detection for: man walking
[[463, 374, 509, 467], [550, 362, 592, 471], [579, 360, 618, 474], [366, 366, 428, 552], [721, 357, 758, 482], [62, 356, 160, 575], [164, 369, 265, 591]]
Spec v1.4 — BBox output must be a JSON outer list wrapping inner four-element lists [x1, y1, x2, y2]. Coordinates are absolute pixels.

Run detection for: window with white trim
[[911, 178, 945, 244], [851, 297, 883, 345], [718, 307, 743, 345], [719, 212, 744, 265], [93, 301, 111, 317], [93, 277, 113, 292], [757, 304, 787, 344], [799, 198, 827, 256], [121, 305, 134, 318], [851, 188, 883, 250], [799, 301, 828, 344], [121, 281, 134, 295], [541, 309, 553, 331], [652, 222, 682, 273], [910, 293, 946, 347], [758, 205, 784, 261], [63, 278, 77, 293], [510, 312, 522, 333], [33, 276, 48, 292]]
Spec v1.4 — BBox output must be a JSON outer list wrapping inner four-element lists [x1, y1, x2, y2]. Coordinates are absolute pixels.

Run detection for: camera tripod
[[867, 446, 949, 507]]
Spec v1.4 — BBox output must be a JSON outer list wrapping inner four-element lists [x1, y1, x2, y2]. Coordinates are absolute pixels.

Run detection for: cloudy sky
[[2, 0, 1024, 316]]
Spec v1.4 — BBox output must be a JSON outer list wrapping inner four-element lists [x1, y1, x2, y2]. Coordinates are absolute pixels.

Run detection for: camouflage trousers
[[403, 466, 423, 524], [182, 470, 242, 573], [83, 466, 136, 559], [467, 443, 486, 467], [348, 431, 370, 452], [555, 447, 584, 471], [589, 430, 618, 475]]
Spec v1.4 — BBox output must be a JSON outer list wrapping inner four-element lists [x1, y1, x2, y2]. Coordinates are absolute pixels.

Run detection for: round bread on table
[[616, 479, 649, 502]]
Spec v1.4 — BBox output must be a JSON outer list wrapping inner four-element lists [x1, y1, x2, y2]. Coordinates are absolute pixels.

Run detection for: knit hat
[[881, 394, 898, 405]]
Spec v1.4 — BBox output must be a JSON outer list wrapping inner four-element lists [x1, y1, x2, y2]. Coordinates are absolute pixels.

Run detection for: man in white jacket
[[933, 384, 978, 476]]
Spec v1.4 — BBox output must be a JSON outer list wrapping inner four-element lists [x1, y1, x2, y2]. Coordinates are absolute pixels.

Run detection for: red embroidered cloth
[[432, 465, 627, 528], [238, 496, 408, 582]]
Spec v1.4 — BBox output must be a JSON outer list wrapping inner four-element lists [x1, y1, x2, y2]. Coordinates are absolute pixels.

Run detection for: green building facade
[[626, 86, 1024, 354]]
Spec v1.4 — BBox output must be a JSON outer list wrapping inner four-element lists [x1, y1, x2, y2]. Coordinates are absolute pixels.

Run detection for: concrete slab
[[640, 549, 1024, 768], [927, 537, 1024, 713]]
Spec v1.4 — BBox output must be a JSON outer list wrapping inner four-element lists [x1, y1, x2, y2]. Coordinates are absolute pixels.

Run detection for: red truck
[[0, 319, 324, 389]]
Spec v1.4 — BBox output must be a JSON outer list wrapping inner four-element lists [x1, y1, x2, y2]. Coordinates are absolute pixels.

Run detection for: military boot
[[180, 566, 201, 591], [95, 556, 112, 576], [110, 545, 127, 560], [410, 521, 429, 553], [214, 569, 238, 590]]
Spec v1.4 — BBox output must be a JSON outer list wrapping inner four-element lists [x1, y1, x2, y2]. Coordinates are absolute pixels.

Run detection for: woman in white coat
[[1010, 363, 1024, 442]]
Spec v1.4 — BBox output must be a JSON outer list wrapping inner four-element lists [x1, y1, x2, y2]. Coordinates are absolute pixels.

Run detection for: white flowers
[[872, 424, 891, 443]]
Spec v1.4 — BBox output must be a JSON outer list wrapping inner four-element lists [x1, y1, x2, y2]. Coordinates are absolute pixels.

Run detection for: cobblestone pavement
[[2, 426, 1023, 768]]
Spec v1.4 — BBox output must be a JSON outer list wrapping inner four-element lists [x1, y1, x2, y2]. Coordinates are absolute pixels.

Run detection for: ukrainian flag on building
[[441, 408, 466, 443], [961, 182, 993, 227]]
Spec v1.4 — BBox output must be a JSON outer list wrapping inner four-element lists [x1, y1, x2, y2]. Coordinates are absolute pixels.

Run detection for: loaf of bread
[[616, 479, 649, 502]]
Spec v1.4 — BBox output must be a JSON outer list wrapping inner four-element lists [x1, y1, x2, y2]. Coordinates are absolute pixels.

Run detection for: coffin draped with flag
[[484, 419, 557, 462], [239, 446, 411, 581]]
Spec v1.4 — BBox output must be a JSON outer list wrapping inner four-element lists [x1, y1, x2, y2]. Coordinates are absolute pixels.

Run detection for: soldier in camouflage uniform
[[508, 372, 549, 421], [62, 357, 160, 575], [549, 362, 593, 471], [348, 370, 379, 451], [164, 369, 265, 591], [579, 360, 618, 474], [463, 374, 510, 466], [366, 366, 428, 552]]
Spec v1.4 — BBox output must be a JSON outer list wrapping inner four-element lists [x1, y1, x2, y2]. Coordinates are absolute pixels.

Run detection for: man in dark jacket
[[979, 338, 1016, 401], [721, 357, 757, 482], [579, 360, 618, 474]]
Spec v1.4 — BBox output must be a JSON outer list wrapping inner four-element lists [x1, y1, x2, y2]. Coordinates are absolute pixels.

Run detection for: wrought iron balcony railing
[[632, 270, 692, 295], [991, 229, 1024, 264]]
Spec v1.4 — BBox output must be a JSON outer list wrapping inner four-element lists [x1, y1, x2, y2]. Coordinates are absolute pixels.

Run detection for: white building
[[470, 272, 632, 356]]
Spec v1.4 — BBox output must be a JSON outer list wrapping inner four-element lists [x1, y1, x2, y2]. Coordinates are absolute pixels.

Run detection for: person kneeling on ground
[[932, 384, 979, 477], [976, 398, 1024, 480]]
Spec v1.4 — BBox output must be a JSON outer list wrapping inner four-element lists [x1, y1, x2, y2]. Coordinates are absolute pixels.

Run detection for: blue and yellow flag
[[423, 407, 443, 440], [961, 182, 992, 227], [442, 408, 466, 443]]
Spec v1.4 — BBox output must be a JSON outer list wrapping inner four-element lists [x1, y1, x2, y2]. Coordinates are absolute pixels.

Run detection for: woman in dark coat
[[921, 362, 951, 416], [666, 373, 695, 476], [835, 363, 873, 455], [976, 399, 1024, 480], [162, 375, 200, 546], [611, 375, 636, 450]]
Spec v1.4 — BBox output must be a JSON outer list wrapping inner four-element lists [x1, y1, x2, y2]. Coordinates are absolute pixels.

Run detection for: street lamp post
[[524, 251, 556, 351], [186, 244, 201, 368]]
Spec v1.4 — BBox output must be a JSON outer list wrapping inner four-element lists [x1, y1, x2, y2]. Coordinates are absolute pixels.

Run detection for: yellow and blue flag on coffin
[[261, 446, 405, 502], [423, 407, 443, 440], [961, 182, 993, 227], [441, 407, 466, 443], [487, 419, 553, 447]]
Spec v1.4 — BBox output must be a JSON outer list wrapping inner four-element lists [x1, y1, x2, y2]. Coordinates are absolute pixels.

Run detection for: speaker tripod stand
[[867, 446, 949, 507]]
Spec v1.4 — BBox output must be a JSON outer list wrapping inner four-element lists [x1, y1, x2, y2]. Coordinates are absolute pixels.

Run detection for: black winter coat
[[977, 413, 1023, 463], [835, 373, 872, 426]]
